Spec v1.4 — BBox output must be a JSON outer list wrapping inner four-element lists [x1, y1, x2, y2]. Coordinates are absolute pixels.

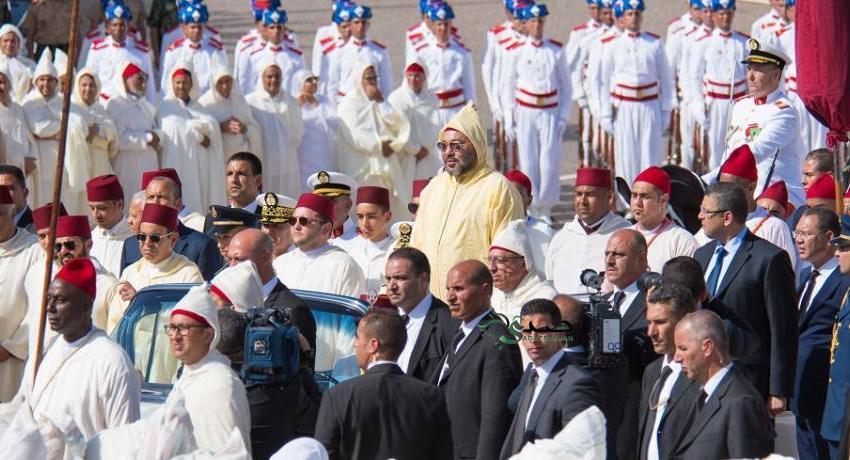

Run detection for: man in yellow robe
[[411, 102, 524, 299]]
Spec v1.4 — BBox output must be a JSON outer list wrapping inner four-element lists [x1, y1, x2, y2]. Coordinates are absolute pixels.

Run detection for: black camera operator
[[224, 229, 322, 460]]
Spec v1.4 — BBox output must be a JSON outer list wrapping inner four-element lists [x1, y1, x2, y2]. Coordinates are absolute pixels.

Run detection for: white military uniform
[[722, 89, 807, 205], [85, 36, 156, 102], [750, 8, 787, 44], [412, 37, 476, 126], [405, 21, 464, 66], [160, 35, 227, 96], [598, 31, 674, 184], [273, 243, 366, 298], [237, 41, 305, 99], [233, 28, 298, 94], [326, 37, 392, 106], [546, 212, 630, 301], [675, 23, 710, 169], [501, 37, 571, 213], [312, 26, 343, 97], [159, 23, 220, 59], [632, 219, 698, 273], [566, 18, 604, 160], [770, 23, 827, 152], [79, 23, 144, 69], [481, 20, 515, 121], [687, 28, 749, 169]]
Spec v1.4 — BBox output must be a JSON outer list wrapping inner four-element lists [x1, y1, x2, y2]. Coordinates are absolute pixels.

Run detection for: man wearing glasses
[[164, 284, 251, 452], [693, 181, 797, 419], [272, 192, 365, 298], [24, 215, 119, 356], [108, 203, 203, 321]]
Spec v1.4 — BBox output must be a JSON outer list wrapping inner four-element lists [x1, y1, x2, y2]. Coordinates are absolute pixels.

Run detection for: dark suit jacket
[[499, 353, 602, 459], [315, 363, 453, 460], [636, 357, 699, 460], [822, 290, 850, 442], [694, 230, 798, 398], [407, 296, 459, 381], [120, 222, 223, 280], [670, 365, 774, 459], [264, 279, 317, 351], [702, 297, 762, 375], [433, 311, 522, 460], [617, 290, 658, 460], [15, 206, 32, 232], [793, 266, 849, 422]]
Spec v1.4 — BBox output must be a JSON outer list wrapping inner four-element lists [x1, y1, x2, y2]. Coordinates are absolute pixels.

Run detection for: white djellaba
[[156, 60, 226, 213], [198, 57, 263, 159]]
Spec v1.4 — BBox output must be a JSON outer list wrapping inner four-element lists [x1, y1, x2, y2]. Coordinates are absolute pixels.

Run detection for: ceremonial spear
[[32, 0, 82, 382]]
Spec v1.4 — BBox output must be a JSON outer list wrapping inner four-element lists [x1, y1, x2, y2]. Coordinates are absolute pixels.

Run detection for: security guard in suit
[[822, 230, 850, 458]]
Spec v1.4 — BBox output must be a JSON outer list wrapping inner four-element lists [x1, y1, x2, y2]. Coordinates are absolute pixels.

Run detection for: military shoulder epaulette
[[774, 27, 790, 37], [645, 31, 660, 39], [507, 41, 523, 50], [734, 94, 752, 103], [206, 25, 220, 34], [372, 40, 386, 49], [319, 36, 334, 45], [414, 42, 428, 52], [491, 24, 506, 34], [287, 46, 303, 55], [735, 31, 751, 39], [548, 38, 563, 47], [775, 100, 790, 109], [498, 36, 512, 45], [573, 23, 588, 32], [134, 43, 150, 53], [209, 38, 224, 50], [407, 23, 419, 32], [239, 41, 255, 52], [601, 34, 617, 43], [668, 17, 682, 26], [323, 43, 337, 54], [85, 28, 102, 39], [761, 22, 776, 29]]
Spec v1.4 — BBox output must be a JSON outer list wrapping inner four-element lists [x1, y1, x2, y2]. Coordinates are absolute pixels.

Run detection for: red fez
[[412, 178, 431, 198], [122, 63, 144, 80], [141, 203, 178, 231], [633, 166, 671, 194], [56, 215, 92, 239], [172, 68, 191, 79], [505, 169, 532, 195], [55, 258, 96, 299], [575, 168, 612, 188], [33, 203, 68, 231], [295, 193, 335, 222], [757, 181, 794, 218], [0, 185, 13, 205], [141, 168, 182, 190], [405, 62, 425, 74], [806, 173, 837, 201], [356, 186, 390, 208], [86, 174, 124, 202], [719, 144, 758, 182]]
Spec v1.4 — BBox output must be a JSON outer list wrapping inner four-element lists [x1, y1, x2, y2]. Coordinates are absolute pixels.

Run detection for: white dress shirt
[[703, 362, 734, 401], [525, 349, 566, 428], [646, 355, 683, 460], [613, 281, 641, 318], [703, 226, 748, 291], [397, 293, 433, 373], [799, 257, 838, 311], [438, 308, 492, 382]]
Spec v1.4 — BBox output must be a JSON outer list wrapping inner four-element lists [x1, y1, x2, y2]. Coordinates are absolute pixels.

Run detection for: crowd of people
[[0, 0, 848, 459]]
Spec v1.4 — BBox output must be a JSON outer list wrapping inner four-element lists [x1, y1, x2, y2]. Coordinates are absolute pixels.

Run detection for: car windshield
[[115, 286, 363, 385]]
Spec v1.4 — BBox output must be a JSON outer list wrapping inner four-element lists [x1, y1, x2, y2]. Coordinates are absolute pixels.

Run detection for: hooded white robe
[[105, 60, 162, 205], [292, 69, 338, 191], [0, 229, 38, 401], [0, 25, 35, 103], [245, 58, 304, 198], [337, 60, 412, 215], [197, 61, 262, 158], [8, 327, 140, 439], [0, 65, 37, 183], [157, 63, 226, 213], [387, 61, 443, 181]]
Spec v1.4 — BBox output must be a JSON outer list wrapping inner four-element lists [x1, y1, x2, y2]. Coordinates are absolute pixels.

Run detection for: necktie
[[697, 390, 708, 411], [705, 246, 727, 297], [511, 369, 539, 450], [612, 291, 626, 311], [401, 314, 410, 326], [439, 329, 466, 383], [650, 365, 673, 409], [798, 269, 820, 315]]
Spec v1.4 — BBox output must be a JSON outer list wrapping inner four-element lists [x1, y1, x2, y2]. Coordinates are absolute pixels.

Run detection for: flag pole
[[32, 0, 81, 382]]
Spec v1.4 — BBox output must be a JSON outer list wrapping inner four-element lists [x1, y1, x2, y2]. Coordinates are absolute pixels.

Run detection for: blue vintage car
[[111, 284, 367, 416]]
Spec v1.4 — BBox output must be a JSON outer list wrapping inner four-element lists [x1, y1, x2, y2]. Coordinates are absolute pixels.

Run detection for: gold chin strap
[[830, 289, 849, 365]]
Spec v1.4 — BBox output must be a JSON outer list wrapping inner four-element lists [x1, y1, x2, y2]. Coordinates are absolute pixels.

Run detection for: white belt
[[610, 82, 659, 101], [435, 88, 466, 109]]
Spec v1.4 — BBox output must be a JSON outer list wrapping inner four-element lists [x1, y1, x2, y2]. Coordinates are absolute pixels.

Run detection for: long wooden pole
[[32, 0, 81, 382]]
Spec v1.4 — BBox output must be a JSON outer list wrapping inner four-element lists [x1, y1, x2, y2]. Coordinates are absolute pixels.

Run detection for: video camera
[[580, 269, 625, 368], [241, 307, 301, 386]]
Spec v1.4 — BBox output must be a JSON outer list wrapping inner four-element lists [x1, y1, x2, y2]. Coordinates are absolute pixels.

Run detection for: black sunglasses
[[54, 241, 76, 252], [136, 231, 175, 243], [287, 216, 326, 227]]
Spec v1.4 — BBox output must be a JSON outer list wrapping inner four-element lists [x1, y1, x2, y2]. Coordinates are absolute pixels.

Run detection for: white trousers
[[613, 99, 663, 184], [679, 101, 697, 169], [516, 104, 563, 209], [706, 97, 734, 170], [437, 105, 463, 128]]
